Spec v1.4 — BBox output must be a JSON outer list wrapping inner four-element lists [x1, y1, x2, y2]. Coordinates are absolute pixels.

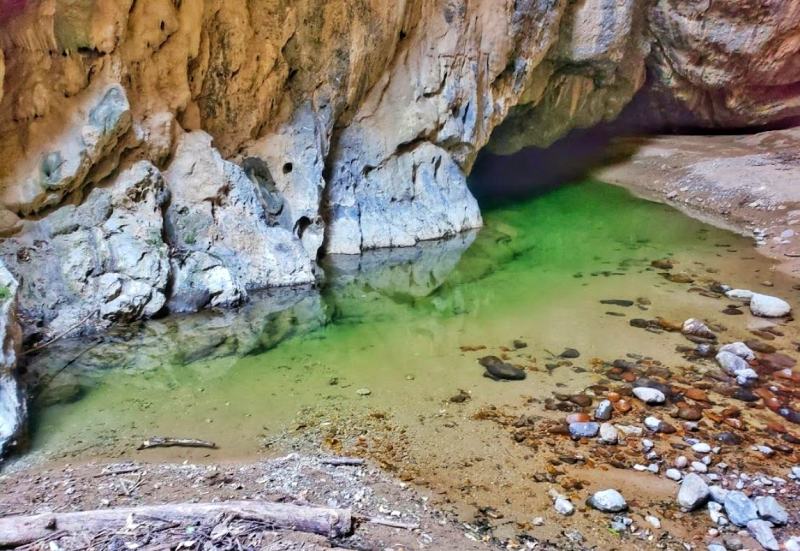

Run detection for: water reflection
[[26, 232, 478, 407]]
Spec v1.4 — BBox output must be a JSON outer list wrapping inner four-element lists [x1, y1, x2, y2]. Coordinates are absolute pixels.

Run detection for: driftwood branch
[[0, 500, 352, 547], [137, 437, 217, 450]]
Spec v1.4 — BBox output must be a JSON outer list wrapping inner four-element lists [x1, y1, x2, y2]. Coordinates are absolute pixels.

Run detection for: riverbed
[[12, 180, 800, 548]]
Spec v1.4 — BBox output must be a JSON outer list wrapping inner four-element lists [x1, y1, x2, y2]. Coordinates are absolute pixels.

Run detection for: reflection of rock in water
[[26, 287, 326, 401], [324, 231, 477, 298], [26, 233, 477, 406]]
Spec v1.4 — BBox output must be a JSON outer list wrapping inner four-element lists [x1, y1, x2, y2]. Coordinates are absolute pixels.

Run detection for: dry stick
[[22, 310, 98, 356], [361, 516, 420, 530], [320, 456, 365, 467], [137, 437, 217, 450], [0, 501, 353, 547]]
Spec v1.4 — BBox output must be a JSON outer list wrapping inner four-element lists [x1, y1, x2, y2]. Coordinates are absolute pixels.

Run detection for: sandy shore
[[596, 128, 800, 279]]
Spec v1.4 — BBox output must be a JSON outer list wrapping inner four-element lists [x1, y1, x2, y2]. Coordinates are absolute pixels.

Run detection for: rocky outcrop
[[0, 265, 24, 457], [164, 131, 316, 314], [645, 1, 800, 128], [0, 161, 169, 340], [1, 0, 799, 338]]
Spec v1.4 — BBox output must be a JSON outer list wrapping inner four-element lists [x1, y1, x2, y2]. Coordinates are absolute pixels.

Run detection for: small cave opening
[[469, 85, 800, 206]]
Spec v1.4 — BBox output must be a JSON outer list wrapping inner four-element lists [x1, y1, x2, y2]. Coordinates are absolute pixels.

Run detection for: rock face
[[0, 0, 798, 337], [0, 265, 24, 456]]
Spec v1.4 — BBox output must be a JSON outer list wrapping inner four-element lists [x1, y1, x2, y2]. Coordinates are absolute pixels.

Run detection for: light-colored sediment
[[597, 128, 800, 279]]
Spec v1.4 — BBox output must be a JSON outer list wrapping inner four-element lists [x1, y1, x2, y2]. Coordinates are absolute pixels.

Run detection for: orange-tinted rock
[[685, 388, 709, 402], [566, 413, 591, 424], [614, 400, 632, 413]]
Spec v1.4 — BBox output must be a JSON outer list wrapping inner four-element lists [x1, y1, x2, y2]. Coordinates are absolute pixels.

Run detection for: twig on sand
[[360, 515, 420, 530], [137, 437, 217, 451], [320, 456, 365, 467]]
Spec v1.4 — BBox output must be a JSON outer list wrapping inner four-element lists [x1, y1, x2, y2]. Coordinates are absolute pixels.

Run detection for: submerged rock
[[682, 318, 716, 339], [478, 356, 526, 381]]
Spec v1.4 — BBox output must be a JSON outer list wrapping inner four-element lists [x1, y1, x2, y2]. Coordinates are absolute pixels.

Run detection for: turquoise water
[[21, 181, 793, 466]]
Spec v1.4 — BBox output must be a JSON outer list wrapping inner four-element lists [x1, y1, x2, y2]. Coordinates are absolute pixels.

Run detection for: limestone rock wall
[[0, 0, 799, 339]]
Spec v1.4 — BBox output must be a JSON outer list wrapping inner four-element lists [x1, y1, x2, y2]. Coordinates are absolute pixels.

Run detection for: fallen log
[[0, 500, 352, 547], [137, 437, 217, 450]]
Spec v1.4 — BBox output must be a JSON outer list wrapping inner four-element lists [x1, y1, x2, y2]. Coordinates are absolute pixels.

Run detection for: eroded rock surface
[[0, 265, 23, 457]]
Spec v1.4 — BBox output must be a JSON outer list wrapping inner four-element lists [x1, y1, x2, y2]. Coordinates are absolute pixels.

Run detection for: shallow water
[[20, 181, 798, 478]]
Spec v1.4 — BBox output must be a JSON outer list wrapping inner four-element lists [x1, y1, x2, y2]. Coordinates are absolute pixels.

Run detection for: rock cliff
[[0, 0, 798, 342]]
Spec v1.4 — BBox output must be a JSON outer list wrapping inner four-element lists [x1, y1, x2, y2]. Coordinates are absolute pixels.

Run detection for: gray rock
[[0, 266, 25, 458], [716, 351, 750, 376], [719, 342, 755, 361], [750, 293, 791, 317], [682, 318, 716, 339], [569, 422, 600, 438], [164, 132, 316, 313], [594, 399, 613, 421], [746, 519, 779, 550], [707, 544, 726, 551], [0, 161, 170, 339], [709, 485, 729, 504], [633, 387, 666, 404], [755, 496, 788, 525], [665, 468, 682, 481], [677, 473, 710, 511], [599, 422, 618, 444], [554, 497, 575, 516], [725, 289, 754, 300], [586, 489, 627, 512], [723, 491, 758, 526]]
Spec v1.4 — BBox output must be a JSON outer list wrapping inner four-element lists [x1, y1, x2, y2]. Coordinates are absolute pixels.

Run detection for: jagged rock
[[676, 473, 709, 511], [723, 491, 758, 527], [0, 265, 24, 457], [755, 496, 788, 526], [633, 387, 665, 404], [0, 162, 170, 339], [716, 351, 752, 380], [681, 318, 715, 339], [163, 131, 317, 312], [746, 519, 780, 551]]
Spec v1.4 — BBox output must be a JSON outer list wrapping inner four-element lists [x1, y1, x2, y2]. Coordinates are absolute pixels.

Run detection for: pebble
[[586, 489, 627, 512], [677, 473, 710, 510], [682, 318, 716, 339], [569, 422, 600, 438], [356, 388, 371, 396], [599, 422, 618, 444], [674, 456, 688, 468], [707, 544, 726, 551], [691, 461, 708, 473], [634, 387, 666, 405], [754, 496, 788, 525], [560, 348, 580, 359], [645, 515, 661, 529], [691, 442, 711, 454], [716, 351, 750, 376], [708, 501, 727, 525], [719, 342, 755, 361], [479, 356, 526, 380], [723, 491, 758, 526], [616, 424, 643, 437], [594, 400, 613, 421], [665, 468, 682, 481], [746, 519, 780, 550], [554, 497, 574, 516], [532, 516, 544, 526], [677, 406, 702, 421], [750, 293, 791, 317], [644, 416, 662, 431]]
